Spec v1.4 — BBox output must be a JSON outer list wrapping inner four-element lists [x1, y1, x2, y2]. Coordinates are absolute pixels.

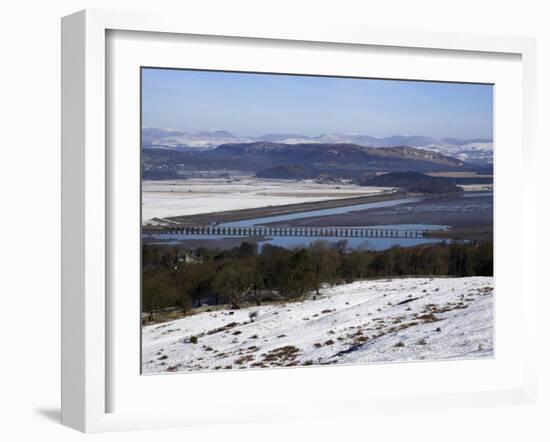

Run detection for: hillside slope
[[360, 171, 463, 194], [142, 277, 493, 373]]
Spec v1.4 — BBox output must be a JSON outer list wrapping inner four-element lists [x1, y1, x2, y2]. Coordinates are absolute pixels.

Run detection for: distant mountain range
[[142, 128, 494, 165], [142, 140, 493, 181]]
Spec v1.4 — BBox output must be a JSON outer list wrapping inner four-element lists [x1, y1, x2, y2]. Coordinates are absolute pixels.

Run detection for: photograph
[[140, 68, 494, 374]]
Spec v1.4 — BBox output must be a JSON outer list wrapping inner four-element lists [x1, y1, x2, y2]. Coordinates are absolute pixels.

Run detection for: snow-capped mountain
[[142, 128, 255, 150], [142, 128, 493, 164], [420, 142, 494, 165]]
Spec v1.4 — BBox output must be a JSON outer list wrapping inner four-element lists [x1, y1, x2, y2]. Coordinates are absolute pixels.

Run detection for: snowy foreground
[[142, 277, 493, 374]]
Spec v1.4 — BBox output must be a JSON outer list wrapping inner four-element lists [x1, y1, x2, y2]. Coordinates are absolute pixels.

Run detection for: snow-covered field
[[142, 277, 493, 374], [142, 178, 392, 223], [459, 184, 494, 192]]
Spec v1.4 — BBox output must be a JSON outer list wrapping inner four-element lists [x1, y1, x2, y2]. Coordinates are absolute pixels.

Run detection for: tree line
[[142, 240, 492, 320]]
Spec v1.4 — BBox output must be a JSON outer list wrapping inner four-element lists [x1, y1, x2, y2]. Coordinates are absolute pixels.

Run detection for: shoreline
[[256, 191, 493, 239], [144, 189, 406, 230], [424, 225, 493, 241]]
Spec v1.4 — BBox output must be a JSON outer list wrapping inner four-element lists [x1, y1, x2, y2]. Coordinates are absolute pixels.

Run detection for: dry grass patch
[[234, 354, 255, 365], [262, 346, 301, 364]]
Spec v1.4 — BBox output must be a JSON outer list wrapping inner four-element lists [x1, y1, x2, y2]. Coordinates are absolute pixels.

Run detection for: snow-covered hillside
[[142, 277, 493, 373], [421, 142, 494, 165]]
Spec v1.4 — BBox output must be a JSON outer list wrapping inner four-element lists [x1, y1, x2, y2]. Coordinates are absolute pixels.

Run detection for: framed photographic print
[[139, 68, 495, 374], [61, 9, 538, 432]]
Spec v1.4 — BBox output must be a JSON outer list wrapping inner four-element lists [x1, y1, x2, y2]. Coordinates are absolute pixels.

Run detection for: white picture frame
[[61, 9, 538, 433]]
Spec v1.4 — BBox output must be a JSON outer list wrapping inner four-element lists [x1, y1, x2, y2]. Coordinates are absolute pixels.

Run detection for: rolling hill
[[142, 141, 484, 180], [359, 171, 463, 194]]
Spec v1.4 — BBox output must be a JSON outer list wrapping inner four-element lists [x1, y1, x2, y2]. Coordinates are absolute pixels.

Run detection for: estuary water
[[142, 194, 472, 250], [218, 196, 425, 227]]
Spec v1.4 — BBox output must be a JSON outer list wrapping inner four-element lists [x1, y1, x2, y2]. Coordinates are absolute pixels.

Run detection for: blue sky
[[141, 68, 493, 139]]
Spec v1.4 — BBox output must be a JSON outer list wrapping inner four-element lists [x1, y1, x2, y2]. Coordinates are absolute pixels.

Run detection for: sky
[[141, 68, 493, 139]]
